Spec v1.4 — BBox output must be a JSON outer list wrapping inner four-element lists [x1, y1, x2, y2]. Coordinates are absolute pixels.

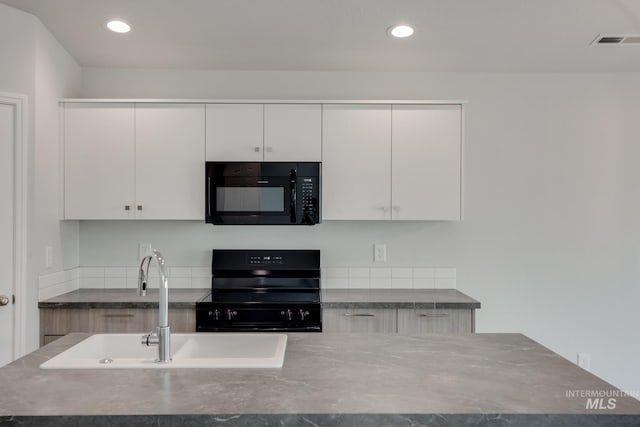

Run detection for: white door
[[322, 104, 392, 220], [0, 102, 15, 366], [135, 103, 205, 220]]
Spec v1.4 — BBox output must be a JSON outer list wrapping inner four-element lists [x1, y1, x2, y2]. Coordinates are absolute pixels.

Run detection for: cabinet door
[[322, 105, 391, 220], [135, 104, 205, 220], [64, 103, 135, 219], [264, 104, 321, 161], [323, 308, 396, 333], [391, 105, 462, 220], [205, 104, 263, 161], [396, 309, 472, 334]]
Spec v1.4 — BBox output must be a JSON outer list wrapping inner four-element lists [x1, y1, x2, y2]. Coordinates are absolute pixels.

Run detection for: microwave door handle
[[290, 170, 297, 223], [207, 176, 212, 218]]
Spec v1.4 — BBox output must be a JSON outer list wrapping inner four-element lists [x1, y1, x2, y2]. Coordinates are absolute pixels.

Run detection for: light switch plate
[[577, 353, 591, 371], [45, 246, 53, 269], [139, 243, 153, 260]]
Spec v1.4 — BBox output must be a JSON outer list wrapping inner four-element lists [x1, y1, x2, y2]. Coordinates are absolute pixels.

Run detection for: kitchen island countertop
[[0, 332, 638, 426]]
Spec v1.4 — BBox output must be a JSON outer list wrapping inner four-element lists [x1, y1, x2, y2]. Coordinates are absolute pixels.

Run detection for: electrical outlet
[[139, 243, 153, 260], [374, 243, 387, 263], [45, 246, 53, 269], [577, 353, 591, 371]]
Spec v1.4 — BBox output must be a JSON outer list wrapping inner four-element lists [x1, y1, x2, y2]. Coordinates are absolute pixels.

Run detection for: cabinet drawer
[[397, 309, 473, 334], [40, 308, 197, 346], [322, 308, 396, 333], [88, 309, 156, 333]]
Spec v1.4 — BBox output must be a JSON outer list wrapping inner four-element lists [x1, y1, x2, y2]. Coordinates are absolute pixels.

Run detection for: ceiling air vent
[[592, 34, 640, 45]]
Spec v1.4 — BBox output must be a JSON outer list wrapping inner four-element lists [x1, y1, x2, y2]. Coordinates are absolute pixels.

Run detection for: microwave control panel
[[299, 176, 319, 224]]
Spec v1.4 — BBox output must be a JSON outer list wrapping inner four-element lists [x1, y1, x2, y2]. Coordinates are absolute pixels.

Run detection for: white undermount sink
[[39, 333, 288, 369]]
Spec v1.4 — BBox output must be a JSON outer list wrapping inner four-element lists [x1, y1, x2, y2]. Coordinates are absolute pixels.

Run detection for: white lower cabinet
[[322, 308, 396, 333]]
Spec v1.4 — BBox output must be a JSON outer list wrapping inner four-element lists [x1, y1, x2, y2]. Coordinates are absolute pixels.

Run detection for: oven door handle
[[289, 169, 297, 223]]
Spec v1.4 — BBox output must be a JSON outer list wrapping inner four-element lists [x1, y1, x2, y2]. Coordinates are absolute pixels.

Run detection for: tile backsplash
[[38, 269, 80, 300], [323, 267, 456, 290], [39, 265, 456, 300]]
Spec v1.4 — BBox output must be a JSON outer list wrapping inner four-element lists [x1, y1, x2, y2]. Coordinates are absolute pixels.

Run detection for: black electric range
[[196, 249, 322, 332]]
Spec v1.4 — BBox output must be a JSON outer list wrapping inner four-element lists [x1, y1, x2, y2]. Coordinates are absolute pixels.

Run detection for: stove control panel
[[249, 255, 284, 265], [212, 249, 320, 271]]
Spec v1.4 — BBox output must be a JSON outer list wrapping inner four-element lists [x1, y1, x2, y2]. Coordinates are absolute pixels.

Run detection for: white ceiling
[[2, 0, 640, 72]]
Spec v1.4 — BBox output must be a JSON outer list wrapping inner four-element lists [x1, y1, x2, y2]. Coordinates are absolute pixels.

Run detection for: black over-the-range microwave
[[205, 162, 320, 225]]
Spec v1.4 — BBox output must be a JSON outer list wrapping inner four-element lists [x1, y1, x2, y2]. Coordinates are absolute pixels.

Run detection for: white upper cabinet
[[205, 104, 263, 161], [206, 103, 321, 161], [263, 104, 321, 161], [135, 104, 205, 220], [322, 104, 392, 220], [64, 100, 460, 222], [321, 103, 462, 221], [63, 103, 205, 220], [64, 103, 135, 219], [391, 105, 462, 220]]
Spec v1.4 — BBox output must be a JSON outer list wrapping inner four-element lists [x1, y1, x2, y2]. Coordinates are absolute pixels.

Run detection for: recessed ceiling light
[[106, 20, 131, 34], [388, 24, 414, 38]]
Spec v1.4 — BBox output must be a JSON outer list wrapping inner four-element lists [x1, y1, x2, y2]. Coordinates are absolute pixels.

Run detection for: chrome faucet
[[138, 249, 171, 363]]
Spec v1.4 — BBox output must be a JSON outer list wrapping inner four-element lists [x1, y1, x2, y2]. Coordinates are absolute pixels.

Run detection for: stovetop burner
[[196, 249, 322, 332]]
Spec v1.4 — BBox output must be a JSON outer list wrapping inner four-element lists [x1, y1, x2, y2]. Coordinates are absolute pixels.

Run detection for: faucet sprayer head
[[138, 255, 152, 296]]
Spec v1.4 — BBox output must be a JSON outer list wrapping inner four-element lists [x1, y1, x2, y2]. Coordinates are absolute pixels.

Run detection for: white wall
[[31, 18, 82, 349], [0, 3, 81, 353], [34, 19, 82, 273], [80, 69, 640, 394]]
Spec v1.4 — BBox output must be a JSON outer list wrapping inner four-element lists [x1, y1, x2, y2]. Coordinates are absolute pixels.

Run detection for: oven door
[[206, 162, 298, 224]]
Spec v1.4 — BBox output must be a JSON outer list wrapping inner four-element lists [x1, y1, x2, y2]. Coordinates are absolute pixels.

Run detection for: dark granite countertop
[[38, 289, 480, 310], [38, 288, 210, 309], [0, 332, 638, 426], [321, 289, 480, 309]]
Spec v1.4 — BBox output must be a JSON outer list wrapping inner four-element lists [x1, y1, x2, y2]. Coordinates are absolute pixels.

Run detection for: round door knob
[[0, 295, 9, 306]]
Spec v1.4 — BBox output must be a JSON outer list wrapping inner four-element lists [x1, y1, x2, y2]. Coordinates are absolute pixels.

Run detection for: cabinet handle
[[102, 314, 135, 318], [124, 205, 131, 211], [343, 313, 375, 317], [254, 146, 261, 152], [266, 146, 273, 153], [416, 313, 449, 318], [137, 205, 143, 211]]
